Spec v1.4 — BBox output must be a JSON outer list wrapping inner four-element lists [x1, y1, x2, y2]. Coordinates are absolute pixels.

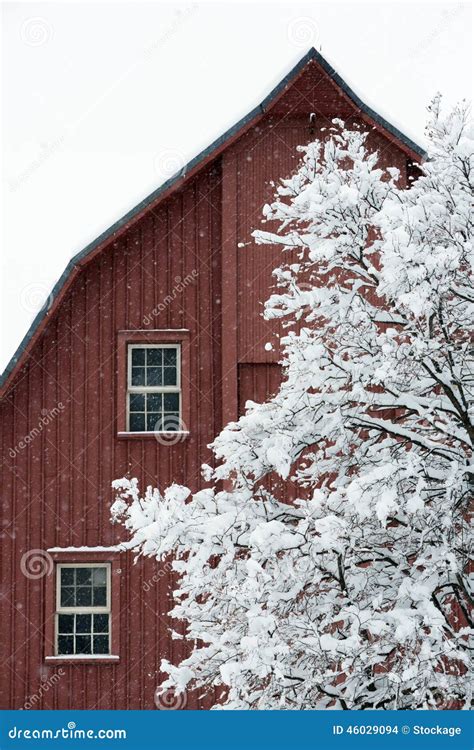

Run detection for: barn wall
[[232, 118, 408, 366], [0, 164, 222, 709], [238, 363, 282, 417], [0, 71, 414, 709]]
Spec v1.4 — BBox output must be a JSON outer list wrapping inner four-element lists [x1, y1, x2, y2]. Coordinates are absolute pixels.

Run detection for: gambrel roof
[[1, 48, 425, 397]]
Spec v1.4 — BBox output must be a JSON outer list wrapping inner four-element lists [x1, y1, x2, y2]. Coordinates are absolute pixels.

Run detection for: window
[[116, 330, 190, 438], [45, 552, 120, 662], [127, 344, 181, 432], [56, 564, 110, 656]]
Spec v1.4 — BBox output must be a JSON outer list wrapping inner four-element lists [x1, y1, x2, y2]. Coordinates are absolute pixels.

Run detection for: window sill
[[116, 431, 190, 440], [45, 655, 120, 665]]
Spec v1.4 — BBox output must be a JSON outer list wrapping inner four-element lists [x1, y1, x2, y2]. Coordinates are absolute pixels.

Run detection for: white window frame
[[126, 343, 181, 432], [55, 563, 111, 656]]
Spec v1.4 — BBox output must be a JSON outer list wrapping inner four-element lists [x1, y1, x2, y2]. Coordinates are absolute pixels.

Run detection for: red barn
[[0, 49, 423, 710]]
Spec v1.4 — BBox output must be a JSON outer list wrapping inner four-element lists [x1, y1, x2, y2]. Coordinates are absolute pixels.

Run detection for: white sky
[[2, 0, 472, 371]]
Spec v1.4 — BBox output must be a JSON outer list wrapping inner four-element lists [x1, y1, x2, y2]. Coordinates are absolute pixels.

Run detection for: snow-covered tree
[[112, 99, 473, 710]]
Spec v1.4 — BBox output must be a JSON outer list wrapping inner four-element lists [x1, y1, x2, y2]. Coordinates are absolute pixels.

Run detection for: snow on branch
[[113, 104, 473, 710]]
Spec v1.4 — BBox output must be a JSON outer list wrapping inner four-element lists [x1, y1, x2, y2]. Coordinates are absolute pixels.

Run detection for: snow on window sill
[[116, 431, 190, 440], [47, 546, 123, 553]]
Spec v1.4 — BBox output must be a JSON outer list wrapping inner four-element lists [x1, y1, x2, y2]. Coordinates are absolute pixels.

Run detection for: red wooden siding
[[235, 119, 313, 364], [233, 118, 409, 367], [0, 165, 223, 709], [0, 55, 421, 710], [238, 363, 282, 417]]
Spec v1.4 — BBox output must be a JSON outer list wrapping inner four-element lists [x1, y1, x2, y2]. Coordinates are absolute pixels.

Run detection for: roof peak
[[1, 48, 425, 397]]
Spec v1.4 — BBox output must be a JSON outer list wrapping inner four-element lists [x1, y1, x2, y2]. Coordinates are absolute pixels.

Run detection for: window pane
[[152, 416, 164, 432], [61, 568, 74, 585], [163, 413, 180, 431], [58, 614, 74, 634], [146, 367, 162, 386], [61, 587, 75, 607], [76, 587, 92, 606], [129, 393, 145, 411], [94, 614, 109, 633], [163, 393, 179, 412], [93, 587, 107, 606], [76, 614, 92, 633], [147, 349, 162, 366], [57, 636, 74, 655], [75, 635, 92, 654], [131, 367, 146, 386], [93, 568, 107, 586], [147, 393, 162, 412], [163, 367, 177, 386], [163, 349, 177, 366], [129, 412, 145, 431], [146, 413, 160, 432], [76, 568, 92, 585], [93, 635, 109, 655], [131, 348, 145, 366]]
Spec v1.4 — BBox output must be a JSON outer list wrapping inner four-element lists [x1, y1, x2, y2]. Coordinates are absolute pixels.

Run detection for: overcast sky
[[2, 0, 472, 370]]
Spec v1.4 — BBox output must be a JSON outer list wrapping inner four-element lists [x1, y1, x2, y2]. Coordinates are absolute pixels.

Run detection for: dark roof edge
[[307, 49, 425, 158], [1, 47, 425, 393]]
